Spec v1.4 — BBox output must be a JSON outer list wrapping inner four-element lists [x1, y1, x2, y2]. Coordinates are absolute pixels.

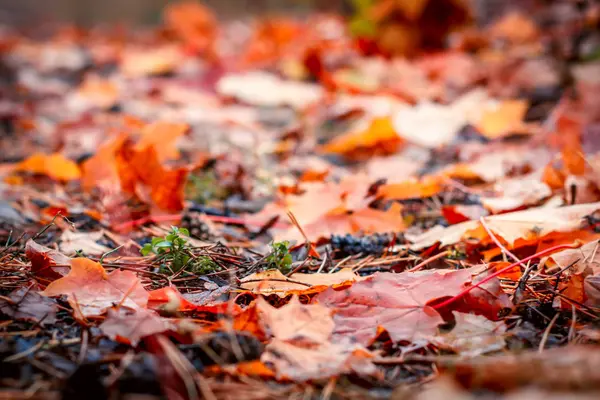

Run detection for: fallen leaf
[[377, 176, 444, 200], [317, 266, 510, 345], [81, 133, 129, 191], [391, 89, 490, 148], [481, 174, 552, 213], [15, 153, 80, 181], [257, 296, 334, 345], [0, 286, 58, 325], [217, 72, 323, 110], [240, 268, 362, 296], [71, 76, 118, 110], [59, 230, 112, 256], [163, 1, 217, 55], [430, 312, 506, 357], [136, 121, 188, 162], [489, 12, 539, 44], [409, 202, 600, 250], [476, 99, 529, 139], [286, 203, 406, 242], [320, 116, 403, 159], [100, 307, 172, 346], [120, 46, 182, 77], [41, 258, 149, 318], [26, 239, 71, 280], [261, 339, 377, 382], [116, 141, 188, 211]]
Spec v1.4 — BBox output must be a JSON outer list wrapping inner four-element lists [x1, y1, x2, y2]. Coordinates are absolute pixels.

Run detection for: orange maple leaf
[[15, 153, 80, 181], [41, 258, 149, 319]]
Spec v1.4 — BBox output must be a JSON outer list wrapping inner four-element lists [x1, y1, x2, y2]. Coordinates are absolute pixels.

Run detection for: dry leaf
[[136, 121, 188, 162], [15, 153, 80, 181], [120, 46, 182, 77], [217, 72, 323, 110], [163, 1, 217, 55], [81, 133, 129, 191], [377, 176, 443, 200], [100, 307, 172, 346], [257, 296, 334, 345], [116, 141, 188, 211], [430, 312, 506, 357], [476, 100, 528, 139], [240, 268, 361, 296], [317, 266, 510, 345], [410, 202, 600, 249], [320, 116, 403, 158], [59, 230, 112, 256], [261, 339, 377, 382], [41, 258, 149, 318]]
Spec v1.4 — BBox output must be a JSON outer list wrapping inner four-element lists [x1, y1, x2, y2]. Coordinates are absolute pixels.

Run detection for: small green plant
[[140, 226, 217, 275], [264, 241, 292, 274]]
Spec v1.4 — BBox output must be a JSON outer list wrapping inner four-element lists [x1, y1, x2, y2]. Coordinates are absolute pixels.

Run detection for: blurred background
[[0, 0, 513, 26], [0, 0, 346, 26]]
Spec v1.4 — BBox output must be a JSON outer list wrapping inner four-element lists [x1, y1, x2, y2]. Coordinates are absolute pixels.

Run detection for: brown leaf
[[41, 258, 149, 319]]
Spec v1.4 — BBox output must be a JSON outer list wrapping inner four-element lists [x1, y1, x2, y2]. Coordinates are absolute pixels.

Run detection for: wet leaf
[[0, 286, 58, 325]]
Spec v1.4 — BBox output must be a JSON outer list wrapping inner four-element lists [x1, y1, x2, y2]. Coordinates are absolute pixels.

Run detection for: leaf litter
[[1, 1, 600, 399]]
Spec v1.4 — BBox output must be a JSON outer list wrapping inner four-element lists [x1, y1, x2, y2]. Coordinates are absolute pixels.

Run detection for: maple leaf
[[59, 230, 112, 256], [135, 121, 188, 162], [116, 140, 188, 212], [480, 174, 552, 213], [120, 46, 182, 77], [257, 296, 334, 345], [317, 266, 511, 346], [81, 133, 129, 191], [476, 99, 529, 139], [0, 286, 58, 326], [100, 307, 173, 346], [26, 239, 71, 281], [240, 268, 362, 297], [217, 72, 323, 110], [163, 0, 217, 55], [70, 76, 118, 110], [377, 176, 443, 200], [261, 339, 377, 382], [41, 258, 149, 319], [283, 203, 406, 242], [429, 312, 506, 357], [320, 116, 403, 159], [15, 153, 80, 181], [409, 202, 600, 250]]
